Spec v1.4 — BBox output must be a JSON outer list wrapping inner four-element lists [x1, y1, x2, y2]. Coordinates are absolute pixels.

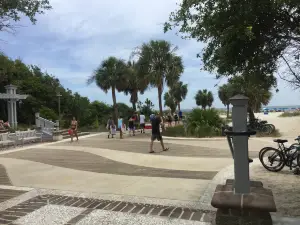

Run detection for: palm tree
[[123, 60, 148, 110], [164, 92, 176, 114], [87, 56, 127, 123], [207, 91, 214, 108], [133, 40, 184, 116], [169, 81, 188, 111], [228, 74, 273, 124], [195, 89, 213, 109], [218, 84, 232, 118]]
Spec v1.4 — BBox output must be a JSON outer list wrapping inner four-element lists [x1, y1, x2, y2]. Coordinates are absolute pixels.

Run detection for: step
[[62, 132, 90, 139]]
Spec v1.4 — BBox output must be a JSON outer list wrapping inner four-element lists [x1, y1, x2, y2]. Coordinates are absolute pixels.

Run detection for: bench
[[14, 130, 42, 146], [0, 133, 15, 149]]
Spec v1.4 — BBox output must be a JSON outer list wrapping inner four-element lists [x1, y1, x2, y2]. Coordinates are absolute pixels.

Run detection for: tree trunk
[[111, 86, 118, 124], [248, 106, 255, 125], [132, 102, 136, 111], [130, 90, 138, 111], [226, 104, 230, 118], [177, 102, 181, 111], [158, 85, 163, 116]]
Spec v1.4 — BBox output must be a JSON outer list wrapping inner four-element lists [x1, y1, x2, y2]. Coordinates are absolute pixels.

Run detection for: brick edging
[[0, 194, 216, 224]]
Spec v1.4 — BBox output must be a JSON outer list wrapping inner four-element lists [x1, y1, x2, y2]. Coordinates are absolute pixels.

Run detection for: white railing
[[35, 112, 59, 135]]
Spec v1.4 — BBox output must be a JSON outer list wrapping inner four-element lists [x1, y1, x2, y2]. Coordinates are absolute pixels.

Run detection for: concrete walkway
[[0, 132, 298, 224]]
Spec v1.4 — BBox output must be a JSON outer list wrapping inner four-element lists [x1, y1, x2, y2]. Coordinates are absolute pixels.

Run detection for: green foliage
[[187, 108, 224, 130], [39, 106, 57, 121], [137, 98, 155, 117], [195, 89, 214, 109], [123, 60, 149, 110], [163, 108, 225, 138], [87, 56, 128, 123], [164, 92, 176, 114], [218, 84, 232, 107], [228, 75, 273, 112], [162, 125, 187, 137], [0, 54, 134, 130], [164, 0, 299, 81], [92, 115, 99, 129], [169, 81, 188, 110], [0, 0, 52, 32], [279, 111, 300, 117], [133, 40, 184, 115]]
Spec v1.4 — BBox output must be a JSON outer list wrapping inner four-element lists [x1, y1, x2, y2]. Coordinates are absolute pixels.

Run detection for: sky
[[0, 0, 299, 109]]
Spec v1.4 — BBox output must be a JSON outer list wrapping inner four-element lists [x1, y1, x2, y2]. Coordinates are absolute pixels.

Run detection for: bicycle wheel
[[261, 125, 272, 134], [260, 147, 285, 172], [259, 146, 273, 161], [266, 124, 275, 133]]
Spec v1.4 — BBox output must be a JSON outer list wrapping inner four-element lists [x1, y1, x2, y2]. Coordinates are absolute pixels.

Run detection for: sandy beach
[[255, 112, 300, 137]]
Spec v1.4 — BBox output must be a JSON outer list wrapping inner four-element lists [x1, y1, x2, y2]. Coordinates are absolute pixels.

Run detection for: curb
[[162, 136, 226, 141]]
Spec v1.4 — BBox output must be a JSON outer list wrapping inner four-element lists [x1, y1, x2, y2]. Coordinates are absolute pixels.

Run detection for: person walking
[[167, 113, 172, 127], [174, 113, 179, 125], [179, 110, 183, 121], [128, 116, 135, 136], [70, 117, 79, 142], [133, 112, 139, 135], [149, 113, 169, 153], [139, 113, 145, 133], [106, 116, 113, 138], [118, 115, 124, 139]]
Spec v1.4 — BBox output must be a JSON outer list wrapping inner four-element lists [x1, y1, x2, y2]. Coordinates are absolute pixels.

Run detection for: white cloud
[[4, 0, 299, 108], [35, 0, 180, 41]]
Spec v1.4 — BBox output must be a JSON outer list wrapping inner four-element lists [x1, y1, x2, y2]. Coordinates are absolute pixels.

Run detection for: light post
[[56, 92, 62, 130]]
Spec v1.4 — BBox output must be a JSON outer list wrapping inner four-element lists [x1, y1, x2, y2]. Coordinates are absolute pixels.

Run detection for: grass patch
[[279, 111, 300, 117], [162, 125, 223, 138], [255, 129, 281, 137]]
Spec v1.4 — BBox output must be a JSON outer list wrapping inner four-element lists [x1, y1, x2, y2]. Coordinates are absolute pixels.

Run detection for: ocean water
[[263, 105, 300, 110]]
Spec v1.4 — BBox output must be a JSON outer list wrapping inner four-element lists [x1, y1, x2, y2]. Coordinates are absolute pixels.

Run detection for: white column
[[7, 101, 11, 125], [13, 101, 17, 129]]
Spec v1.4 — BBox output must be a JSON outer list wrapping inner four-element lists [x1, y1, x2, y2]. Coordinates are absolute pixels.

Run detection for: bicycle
[[247, 118, 275, 134], [259, 138, 300, 172], [258, 136, 300, 160]]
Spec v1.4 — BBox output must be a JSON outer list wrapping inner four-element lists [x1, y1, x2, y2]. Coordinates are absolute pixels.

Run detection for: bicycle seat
[[273, 139, 288, 143]]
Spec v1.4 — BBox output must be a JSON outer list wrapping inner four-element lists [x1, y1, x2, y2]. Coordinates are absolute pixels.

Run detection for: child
[[110, 123, 116, 138], [107, 117, 113, 138]]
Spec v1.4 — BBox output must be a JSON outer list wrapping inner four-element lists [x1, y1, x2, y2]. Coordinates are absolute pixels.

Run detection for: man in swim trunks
[[149, 113, 168, 153]]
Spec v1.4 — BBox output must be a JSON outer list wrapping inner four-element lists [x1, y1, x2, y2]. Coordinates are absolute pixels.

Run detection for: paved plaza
[[0, 132, 298, 224]]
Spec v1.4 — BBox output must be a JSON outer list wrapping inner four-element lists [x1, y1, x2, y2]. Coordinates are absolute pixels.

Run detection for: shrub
[[279, 111, 300, 117], [187, 108, 224, 133], [162, 125, 186, 137], [163, 108, 224, 138], [40, 106, 58, 121]]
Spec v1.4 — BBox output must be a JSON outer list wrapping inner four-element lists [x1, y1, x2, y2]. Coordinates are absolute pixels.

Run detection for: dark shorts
[[140, 123, 145, 129], [151, 133, 162, 141]]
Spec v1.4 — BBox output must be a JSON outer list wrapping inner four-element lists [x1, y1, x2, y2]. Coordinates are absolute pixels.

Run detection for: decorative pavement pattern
[[0, 193, 215, 224], [0, 133, 266, 224]]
